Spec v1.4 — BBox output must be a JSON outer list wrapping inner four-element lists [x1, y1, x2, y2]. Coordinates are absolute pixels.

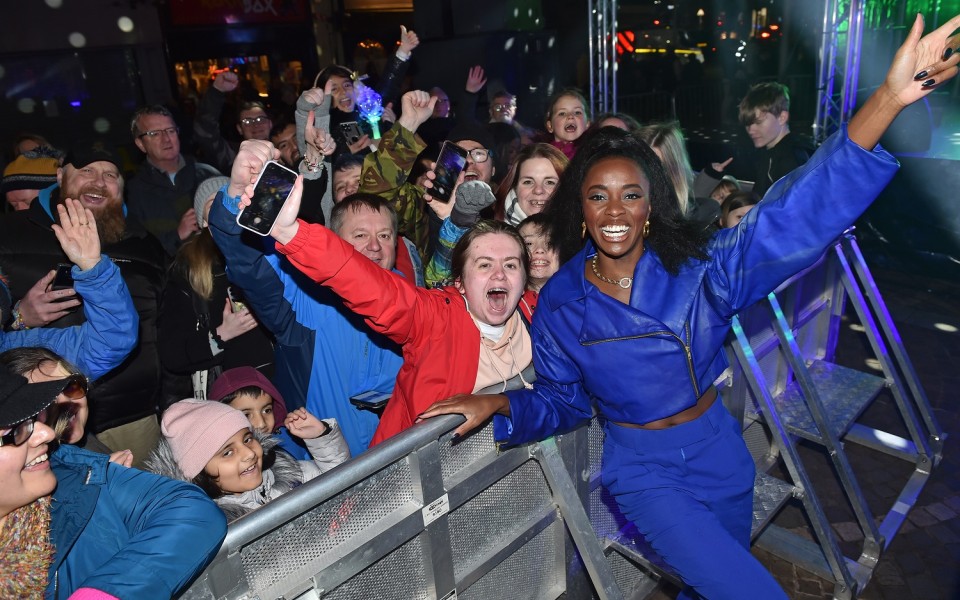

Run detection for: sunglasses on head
[[0, 375, 87, 447]]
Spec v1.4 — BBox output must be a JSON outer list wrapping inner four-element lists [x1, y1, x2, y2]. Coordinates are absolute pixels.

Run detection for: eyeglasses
[[0, 375, 87, 447], [240, 116, 270, 126], [138, 127, 179, 140], [491, 103, 516, 112], [466, 148, 490, 163]]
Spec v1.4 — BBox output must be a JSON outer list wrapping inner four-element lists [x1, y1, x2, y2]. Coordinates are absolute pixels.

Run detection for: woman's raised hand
[[886, 13, 960, 107]]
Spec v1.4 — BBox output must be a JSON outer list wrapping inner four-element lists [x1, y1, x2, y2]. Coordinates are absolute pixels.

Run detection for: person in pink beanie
[[145, 399, 349, 521]]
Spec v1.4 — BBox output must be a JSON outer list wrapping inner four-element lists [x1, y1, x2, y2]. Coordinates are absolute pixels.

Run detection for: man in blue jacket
[[209, 141, 407, 456]]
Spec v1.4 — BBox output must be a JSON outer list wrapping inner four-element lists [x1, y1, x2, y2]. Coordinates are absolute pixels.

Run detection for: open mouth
[[240, 462, 260, 477], [487, 287, 509, 312], [600, 224, 630, 242], [81, 192, 107, 206], [463, 170, 480, 182], [564, 123, 578, 133], [530, 259, 552, 269]]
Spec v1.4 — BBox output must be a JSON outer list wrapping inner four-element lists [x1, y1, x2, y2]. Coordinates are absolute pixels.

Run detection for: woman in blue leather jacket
[[421, 16, 960, 599]]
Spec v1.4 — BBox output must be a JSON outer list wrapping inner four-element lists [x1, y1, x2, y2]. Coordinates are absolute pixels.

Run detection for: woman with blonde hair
[[636, 121, 694, 215]]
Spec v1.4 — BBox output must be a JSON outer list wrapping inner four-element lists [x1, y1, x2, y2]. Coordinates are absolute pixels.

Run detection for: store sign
[[169, 0, 310, 26]]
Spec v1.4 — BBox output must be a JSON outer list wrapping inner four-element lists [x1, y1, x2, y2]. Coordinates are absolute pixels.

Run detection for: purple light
[[70, 100, 81, 107]]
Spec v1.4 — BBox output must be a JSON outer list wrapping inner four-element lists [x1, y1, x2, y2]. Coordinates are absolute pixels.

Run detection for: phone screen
[[431, 142, 468, 203], [237, 161, 298, 236]]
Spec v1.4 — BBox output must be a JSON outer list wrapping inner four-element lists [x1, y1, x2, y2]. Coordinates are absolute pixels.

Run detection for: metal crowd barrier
[[179, 233, 943, 600]]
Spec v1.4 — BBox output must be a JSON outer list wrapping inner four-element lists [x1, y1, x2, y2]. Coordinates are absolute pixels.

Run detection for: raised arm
[[848, 13, 960, 150]]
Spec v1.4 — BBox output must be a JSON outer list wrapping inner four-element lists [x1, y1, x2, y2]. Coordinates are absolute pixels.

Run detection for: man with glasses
[[194, 70, 274, 175], [488, 90, 538, 145], [127, 104, 221, 256]]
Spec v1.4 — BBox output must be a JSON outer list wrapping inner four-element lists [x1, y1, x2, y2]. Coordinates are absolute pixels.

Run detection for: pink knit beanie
[[161, 399, 251, 479]]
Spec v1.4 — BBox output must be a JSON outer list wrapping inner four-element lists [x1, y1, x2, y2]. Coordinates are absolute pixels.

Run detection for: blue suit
[[497, 127, 899, 598], [48, 444, 226, 599]]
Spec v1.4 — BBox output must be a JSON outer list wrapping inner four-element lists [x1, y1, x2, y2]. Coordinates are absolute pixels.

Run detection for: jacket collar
[[545, 239, 706, 341]]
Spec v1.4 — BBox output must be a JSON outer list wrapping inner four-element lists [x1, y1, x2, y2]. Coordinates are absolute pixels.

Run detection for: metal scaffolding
[[587, 0, 619, 116], [814, 0, 867, 144]]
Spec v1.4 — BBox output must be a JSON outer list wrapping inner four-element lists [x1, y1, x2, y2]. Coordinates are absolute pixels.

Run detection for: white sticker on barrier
[[439, 589, 458, 600], [422, 493, 450, 526]]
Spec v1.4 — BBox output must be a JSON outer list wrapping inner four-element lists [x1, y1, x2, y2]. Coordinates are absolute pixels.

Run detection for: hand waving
[[51, 198, 100, 271], [465, 65, 487, 94]]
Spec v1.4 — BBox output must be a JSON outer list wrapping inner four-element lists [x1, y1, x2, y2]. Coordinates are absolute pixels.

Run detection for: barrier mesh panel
[[589, 484, 627, 541], [449, 460, 551, 577], [325, 535, 428, 600], [240, 459, 414, 595], [607, 548, 659, 598], [459, 521, 563, 600], [439, 421, 496, 482], [587, 420, 604, 478]]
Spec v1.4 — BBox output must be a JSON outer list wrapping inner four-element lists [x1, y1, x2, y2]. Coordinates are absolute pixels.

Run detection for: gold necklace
[[591, 255, 632, 289]]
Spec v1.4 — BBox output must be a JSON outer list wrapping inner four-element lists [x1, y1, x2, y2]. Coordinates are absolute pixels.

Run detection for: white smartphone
[[236, 160, 299, 236]]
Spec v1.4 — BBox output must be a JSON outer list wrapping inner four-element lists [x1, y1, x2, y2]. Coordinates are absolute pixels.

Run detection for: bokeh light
[[69, 32, 87, 48], [93, 118, 111, 133], [45, 0, 63, 8], [118, 17, 135, 33], [17, 98, 37, 114]]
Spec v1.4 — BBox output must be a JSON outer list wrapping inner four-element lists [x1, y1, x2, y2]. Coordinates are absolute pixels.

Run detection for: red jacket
[[277, 222, 481, 445]]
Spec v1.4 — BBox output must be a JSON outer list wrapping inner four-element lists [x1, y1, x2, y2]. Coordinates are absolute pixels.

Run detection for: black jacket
[[126, 156, 221, 257], [751, 132, 816, 198], [0, 193, 167, 432]]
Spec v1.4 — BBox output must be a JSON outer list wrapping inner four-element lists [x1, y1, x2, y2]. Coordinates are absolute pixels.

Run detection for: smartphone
[[237, 160, 299, 236], [339, 121, 363, 145], [349, 390, 391, 413], [52, 264, 74, 291], [430, 141, 469, 203], [227, 286, 246, 313]]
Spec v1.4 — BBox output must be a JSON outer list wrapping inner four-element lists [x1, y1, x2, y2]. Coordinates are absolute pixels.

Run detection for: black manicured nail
[[452, 433, 461, 441], [922, 78, 936, 88], [944, 47, 954, 61], [914, 70, 928, 80]]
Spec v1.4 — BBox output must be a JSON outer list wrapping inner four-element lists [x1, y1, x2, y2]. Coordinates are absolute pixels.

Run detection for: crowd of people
[[0, 15, 957, 599]]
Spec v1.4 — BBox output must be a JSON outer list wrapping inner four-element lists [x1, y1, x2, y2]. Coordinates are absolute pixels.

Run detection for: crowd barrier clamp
[[179, 233, 942, 600]]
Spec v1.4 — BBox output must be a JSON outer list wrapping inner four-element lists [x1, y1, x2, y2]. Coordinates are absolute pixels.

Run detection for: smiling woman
[[0, 363, 227, 599]]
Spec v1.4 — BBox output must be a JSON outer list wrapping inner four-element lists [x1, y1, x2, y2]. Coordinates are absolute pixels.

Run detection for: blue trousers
[[601, 400, 787, 600]]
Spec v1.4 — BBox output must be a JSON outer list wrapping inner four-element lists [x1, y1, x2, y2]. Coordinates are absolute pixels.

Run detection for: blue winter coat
[[208, 190, 404, 456], [47, 444, 226, 599], [0, 256, 137, 380], [496, 126, 899, 444]]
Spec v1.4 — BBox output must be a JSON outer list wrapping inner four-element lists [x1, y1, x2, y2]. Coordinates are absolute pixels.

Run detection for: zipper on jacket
[[582, 324, 701, 399]]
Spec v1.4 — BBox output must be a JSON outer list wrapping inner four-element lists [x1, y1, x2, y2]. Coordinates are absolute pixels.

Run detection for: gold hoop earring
[[643, 221, 651, 238], [581, 221, 587, 239]]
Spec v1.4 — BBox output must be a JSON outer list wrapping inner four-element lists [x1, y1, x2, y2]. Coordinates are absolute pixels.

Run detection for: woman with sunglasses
[[0, 347, 136, 465], [0, 362, 226, 599]]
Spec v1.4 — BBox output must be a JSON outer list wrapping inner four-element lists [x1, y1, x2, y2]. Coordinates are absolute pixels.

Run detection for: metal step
[[603, 471, 794, 586], [750, 360, 886, 444]]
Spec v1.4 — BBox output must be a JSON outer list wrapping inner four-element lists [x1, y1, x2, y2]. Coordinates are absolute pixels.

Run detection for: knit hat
[[448, 122, 495, 151], [1, 151, 59, 195], [194, 176, 230, 228], [63, 140, 122, 171], [209, 366, 288, 426], [160, 399, 251, 479]]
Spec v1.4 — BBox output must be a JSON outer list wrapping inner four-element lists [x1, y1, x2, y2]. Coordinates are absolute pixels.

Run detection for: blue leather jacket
[[495, 126, 899, 445], [47, 444, 226, 599]]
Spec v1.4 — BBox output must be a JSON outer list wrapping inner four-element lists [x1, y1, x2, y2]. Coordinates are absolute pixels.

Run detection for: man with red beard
[[0, 140, 167, 467]]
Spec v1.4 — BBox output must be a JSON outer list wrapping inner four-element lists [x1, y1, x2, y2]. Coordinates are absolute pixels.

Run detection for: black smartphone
[[339, 121, 363, 145], [237, 160, 299, 236], [430, 141, 469, 203], [349, 390, 390, 413], [51, 264, 74, 291]]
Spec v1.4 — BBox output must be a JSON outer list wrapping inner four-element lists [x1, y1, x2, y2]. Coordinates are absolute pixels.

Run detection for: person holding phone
[[417, 16, 960, 599], [0, 198, 137, 384], [227, 141, 535, 446]]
